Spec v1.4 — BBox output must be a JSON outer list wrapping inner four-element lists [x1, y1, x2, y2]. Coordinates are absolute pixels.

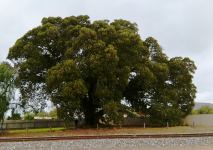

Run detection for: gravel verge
[[0, 137, 213, 150]]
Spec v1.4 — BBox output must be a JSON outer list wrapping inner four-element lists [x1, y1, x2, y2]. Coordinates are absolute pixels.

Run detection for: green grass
[[7, 127, 65, 134], [1, 126, 213, 137]]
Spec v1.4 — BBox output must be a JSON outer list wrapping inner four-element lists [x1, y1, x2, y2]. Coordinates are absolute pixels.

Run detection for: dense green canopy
[[0, 62, 15, 126], [8, 16, 196, 126]]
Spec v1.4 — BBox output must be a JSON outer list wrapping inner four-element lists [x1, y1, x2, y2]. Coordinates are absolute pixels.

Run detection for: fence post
[[26, 122, 28, 135], [167, 122, 169, 128], [49, 121, 52, 132]]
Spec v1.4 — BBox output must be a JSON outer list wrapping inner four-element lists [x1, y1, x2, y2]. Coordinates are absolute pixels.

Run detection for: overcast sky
[[0, 0, 213, 103]]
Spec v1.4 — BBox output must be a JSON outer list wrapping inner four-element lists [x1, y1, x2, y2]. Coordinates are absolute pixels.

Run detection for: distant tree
[[36, 111, 48, 118], [23, 112, 35, 120], [195, 106, 213, 114], [7, 108, 21, 120], [48, 109, 57, 119], [191, 109, 198, 114], [36, 109, 57, 119], [0, 62, 15, 129], [8, 16, 196, 127]]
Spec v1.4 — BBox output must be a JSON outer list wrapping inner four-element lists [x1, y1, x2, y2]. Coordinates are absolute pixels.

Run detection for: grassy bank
[[1, 126, 213, 137]]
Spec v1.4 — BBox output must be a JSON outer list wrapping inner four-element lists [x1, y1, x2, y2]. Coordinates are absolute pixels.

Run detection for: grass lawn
[[7, 127, 65, 134], [1, 126, 213, 137]]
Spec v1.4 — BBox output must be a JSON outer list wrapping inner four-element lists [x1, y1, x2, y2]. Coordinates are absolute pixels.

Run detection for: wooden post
[[26, 123, 28, 136], [49, 121, 52, 132], [193, 121, 195, 128]]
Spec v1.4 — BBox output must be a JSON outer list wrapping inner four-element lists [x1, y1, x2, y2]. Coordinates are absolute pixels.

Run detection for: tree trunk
[[83, 78, 99, 127], [0, 116, 4, 133], [84, 104, 97, 127]]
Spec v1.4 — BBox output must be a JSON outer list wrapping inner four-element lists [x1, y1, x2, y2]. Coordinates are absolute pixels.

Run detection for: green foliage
[[192, 106, 213, 114], [24, 112, 35, 120], [124, 37, 196, 126], [7, 108, 21, 120], [191, 109, 198, 115], [0, 62, 15, 126], [102, 101, 124, 125], [49, 109, 58, 118], [7, 113, 21, 120], [36, 109, 57, 119], [36, 111, 46, 117], [8, 16, 197, 127]]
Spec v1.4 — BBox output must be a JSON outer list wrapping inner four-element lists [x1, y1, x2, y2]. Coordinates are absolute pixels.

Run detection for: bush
[[24, 113, 35, 120], [192, 106, 213, 114], [7, 113, 21, 120]]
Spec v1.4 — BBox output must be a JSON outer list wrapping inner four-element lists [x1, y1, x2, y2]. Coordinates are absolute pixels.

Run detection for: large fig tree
[[8, 16, 196, 126]]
